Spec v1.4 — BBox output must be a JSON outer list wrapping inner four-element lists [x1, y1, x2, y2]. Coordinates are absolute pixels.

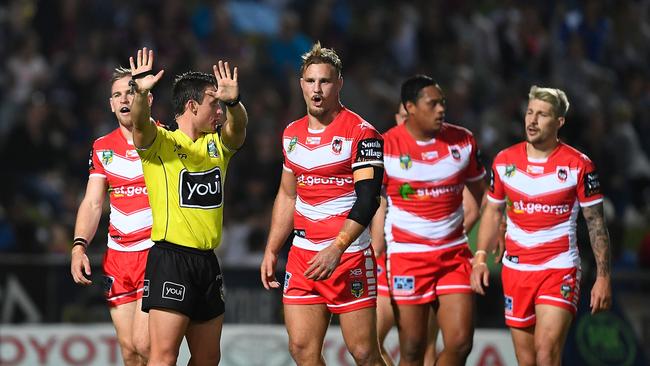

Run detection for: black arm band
[[72, 237, 88, 249], [224, 94, 241, 107], [132, 70, 154, 79], [347, 165, 384, 227]]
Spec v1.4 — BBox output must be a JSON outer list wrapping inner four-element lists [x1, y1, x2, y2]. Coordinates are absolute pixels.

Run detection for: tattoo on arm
[[582, 203, 611, 277]]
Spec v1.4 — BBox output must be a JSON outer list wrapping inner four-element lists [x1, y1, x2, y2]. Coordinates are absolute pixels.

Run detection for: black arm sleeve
[[347, 165, 384, 227]]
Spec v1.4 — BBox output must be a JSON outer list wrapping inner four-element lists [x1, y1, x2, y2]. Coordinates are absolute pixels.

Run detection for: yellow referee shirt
[[138, 127, 235, 250]]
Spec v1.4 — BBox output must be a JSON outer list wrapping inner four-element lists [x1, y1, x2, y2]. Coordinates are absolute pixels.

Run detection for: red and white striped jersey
[[282, 108, 384, 253], [488, 142, 603, 270], [383, 123, 485, 253], [89, 128, 153, 252]]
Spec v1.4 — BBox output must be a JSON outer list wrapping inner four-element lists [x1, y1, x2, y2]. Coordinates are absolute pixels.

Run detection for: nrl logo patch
[[399, 154, 412, 170], [101, 150, 114, 165], [331, 137, 343, 154], [207, 140, 219, 158], [505, 164, 516, 177], [287, 137, 298, 153], [351, 280, 364, 298], [561, 284, 572, 299]]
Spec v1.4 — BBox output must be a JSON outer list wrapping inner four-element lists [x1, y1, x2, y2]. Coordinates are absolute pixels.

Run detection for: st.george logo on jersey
[[449, 146, 461, 160], [557, 167, 568, 182], [331, 137, 343, 154], [179, 166, 223, 208]]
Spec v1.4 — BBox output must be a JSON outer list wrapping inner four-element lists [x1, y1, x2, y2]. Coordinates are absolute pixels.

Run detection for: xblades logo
[[179, 166, 223, 209]]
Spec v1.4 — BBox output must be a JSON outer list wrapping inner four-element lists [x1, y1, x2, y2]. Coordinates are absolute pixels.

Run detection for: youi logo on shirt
[[179, 166, 223, 208]]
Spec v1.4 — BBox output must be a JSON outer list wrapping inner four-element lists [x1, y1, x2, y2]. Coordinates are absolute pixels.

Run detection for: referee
[[128, 47, 248, 366]]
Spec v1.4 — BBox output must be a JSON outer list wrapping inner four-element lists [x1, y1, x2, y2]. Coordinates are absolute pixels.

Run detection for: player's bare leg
[[131, 298, 150, 362], [435, 293, 474, 366], [147, 308, 189, 366], [110, 301, 146, 366], [185, 314, 224, 366], [510, 326, 535, 366], [285, 304, 330, 366], [340, 306, 386, 365], [394, 304, 429, 365], [533, 304, 573, 366], [376, 295, 396, 366], [423, 308, 439, 366]]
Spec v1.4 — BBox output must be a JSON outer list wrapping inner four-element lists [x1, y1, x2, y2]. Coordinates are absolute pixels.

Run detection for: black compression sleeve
[[347, 165, 384, 226]]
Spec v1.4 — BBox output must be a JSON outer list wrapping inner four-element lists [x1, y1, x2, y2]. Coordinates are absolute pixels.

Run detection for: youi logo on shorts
[[179, 166, 223, 209], [162, 281, 185, 302]]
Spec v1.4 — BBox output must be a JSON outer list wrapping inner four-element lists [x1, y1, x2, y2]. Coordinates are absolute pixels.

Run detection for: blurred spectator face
[[525, 99, 564, 145], [407, 85, 446, 134], [300, 63, 342, 118], [109, 76, 136, 129], [394, 103, 407, 125]]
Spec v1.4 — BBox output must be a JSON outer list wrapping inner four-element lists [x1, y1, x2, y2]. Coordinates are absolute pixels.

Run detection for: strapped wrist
[[72, 237, 88, 250], [224, 94, 241, 107], [332, 231, 351, 252]]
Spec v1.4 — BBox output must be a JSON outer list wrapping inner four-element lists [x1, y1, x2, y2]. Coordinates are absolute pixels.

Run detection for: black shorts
[[142, 241, 225, 321]]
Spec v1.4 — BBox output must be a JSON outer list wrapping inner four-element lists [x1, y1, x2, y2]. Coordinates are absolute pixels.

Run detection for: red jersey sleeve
[[487, 152, 506, 203], [88, 141, 105, 178], [576, 155, 603, 206], [465, 135, 486, 182], [350, 123, 384, 170]]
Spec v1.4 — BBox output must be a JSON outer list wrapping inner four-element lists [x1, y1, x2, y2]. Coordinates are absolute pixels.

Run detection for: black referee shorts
[[142, 241, 225, 321]]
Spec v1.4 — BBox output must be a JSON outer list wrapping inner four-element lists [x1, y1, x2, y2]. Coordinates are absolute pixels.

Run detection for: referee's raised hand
[[129, 47, 164, 93], [206, 60, 239, 105]]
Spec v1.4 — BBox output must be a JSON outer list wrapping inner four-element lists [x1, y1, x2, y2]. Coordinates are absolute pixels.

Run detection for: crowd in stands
[[1, 0, 649, 268]]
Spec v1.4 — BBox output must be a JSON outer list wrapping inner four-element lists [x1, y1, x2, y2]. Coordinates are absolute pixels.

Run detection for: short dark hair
[[172, 71, 217, 117], [110, 67, 131, 87], [300, 42, 342, 78], [400, 75, 440, 108]]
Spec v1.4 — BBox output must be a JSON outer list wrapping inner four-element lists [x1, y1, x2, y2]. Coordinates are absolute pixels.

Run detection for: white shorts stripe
[[107, 288, 143, 302], [505, 314, 536, 322], [537, 295, 577, 309], [326, 296, 376, 308], [282, 294, 322, 300], [436, 285, 471, 290], [392, 290, 435, 301]]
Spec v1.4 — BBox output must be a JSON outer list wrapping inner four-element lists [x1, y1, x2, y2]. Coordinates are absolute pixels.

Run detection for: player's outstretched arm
[[304, 165, 383, 281], [70, 177, 107, 286], [470, 200, 503, 295], [261, 170, 297, 290], [129, 47, 164, 149], [207, 61, 248, 150], [582, 202, 612, 314]]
